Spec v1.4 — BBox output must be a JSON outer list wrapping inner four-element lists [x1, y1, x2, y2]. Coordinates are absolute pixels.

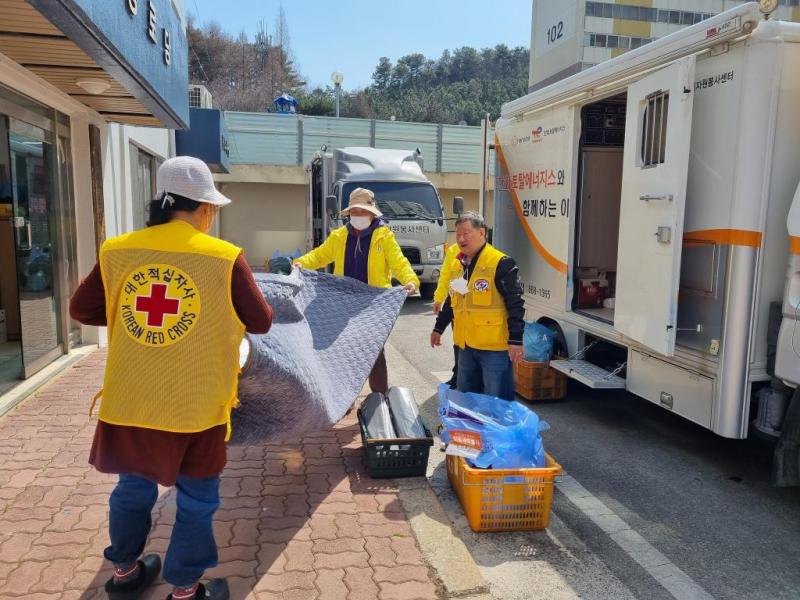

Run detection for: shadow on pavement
[[79, 414, 412, 599]]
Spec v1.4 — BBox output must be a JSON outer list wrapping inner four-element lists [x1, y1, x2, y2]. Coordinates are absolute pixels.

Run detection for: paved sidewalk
[[0, 350, 441, 600]]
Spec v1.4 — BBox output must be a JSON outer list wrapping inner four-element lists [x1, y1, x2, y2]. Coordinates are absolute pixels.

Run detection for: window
[[340, 182, 443, 220], [586, 32, 654, 50], [130, 145, 161, 229], [640, 91, 669, 167], [586, 2, 714, 25]]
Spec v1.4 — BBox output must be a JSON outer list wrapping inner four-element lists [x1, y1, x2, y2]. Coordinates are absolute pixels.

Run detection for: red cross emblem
[[135, 283, 180, 328]]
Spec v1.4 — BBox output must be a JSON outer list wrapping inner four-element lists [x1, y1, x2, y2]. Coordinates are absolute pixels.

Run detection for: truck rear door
[[614, 56, 696, 357]]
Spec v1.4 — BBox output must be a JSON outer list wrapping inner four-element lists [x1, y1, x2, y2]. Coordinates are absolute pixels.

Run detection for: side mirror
[[325, 195, 338, 216], [452, 196, 464, 216]]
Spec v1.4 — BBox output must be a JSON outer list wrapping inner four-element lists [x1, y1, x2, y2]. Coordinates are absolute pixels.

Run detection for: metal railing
[[223, 111, 494, 174]]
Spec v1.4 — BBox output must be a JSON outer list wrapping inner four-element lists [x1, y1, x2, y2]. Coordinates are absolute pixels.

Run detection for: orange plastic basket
[[514, 359, 567, 401], [446, 453, 562, 532]]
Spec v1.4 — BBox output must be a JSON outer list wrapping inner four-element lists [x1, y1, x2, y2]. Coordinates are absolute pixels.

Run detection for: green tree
[[372, 57, 393, 89], [362, 43, 529, 125]]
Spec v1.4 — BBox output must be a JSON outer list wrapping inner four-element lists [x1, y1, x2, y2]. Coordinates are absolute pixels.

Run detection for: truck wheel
[[420, 283, 436, 300]]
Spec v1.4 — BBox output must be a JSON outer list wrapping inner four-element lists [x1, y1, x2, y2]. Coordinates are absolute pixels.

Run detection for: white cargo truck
[[491, 2, 800, 478], [307, 146, 447, 298]]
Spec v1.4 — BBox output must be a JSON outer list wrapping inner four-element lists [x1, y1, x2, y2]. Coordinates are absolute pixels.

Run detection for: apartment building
[[530, 0, 800, 90]]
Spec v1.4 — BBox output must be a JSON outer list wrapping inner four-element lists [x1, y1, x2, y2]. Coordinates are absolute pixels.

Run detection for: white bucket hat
[[340, 187, 382, 217], [156, 156, 232, 206]]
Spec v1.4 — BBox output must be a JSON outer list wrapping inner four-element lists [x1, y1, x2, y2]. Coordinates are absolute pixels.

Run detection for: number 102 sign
[[533, 0, 578, 57]]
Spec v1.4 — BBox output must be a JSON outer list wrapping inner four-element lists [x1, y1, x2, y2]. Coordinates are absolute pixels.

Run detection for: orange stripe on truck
[[683, 229, 762, 248], [790, 236, 800, 255], [495, 137, 568, 274]]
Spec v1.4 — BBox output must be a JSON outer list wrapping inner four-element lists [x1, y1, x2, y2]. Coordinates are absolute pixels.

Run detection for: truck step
[[549, 359, 626, 389]]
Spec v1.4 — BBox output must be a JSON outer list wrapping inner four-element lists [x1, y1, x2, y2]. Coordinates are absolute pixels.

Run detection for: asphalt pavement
[[388, 297, 800, 600]]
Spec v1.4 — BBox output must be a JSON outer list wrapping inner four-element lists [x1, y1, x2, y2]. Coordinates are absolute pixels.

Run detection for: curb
[[0, 345, 97, 418], [383, 340, 491, 599]]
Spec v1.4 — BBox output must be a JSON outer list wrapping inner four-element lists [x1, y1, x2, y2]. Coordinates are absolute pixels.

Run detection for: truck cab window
[[341, 182, 442, 222]]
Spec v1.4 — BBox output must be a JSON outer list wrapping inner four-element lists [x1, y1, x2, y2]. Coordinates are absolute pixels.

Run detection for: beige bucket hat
[[339, 187, 382, 217]]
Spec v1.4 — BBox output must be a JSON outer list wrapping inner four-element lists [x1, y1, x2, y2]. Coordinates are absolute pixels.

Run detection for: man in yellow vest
[[430, 211, 524, 400], [70, 157, 272, 600], [293, 187, 419, 392]]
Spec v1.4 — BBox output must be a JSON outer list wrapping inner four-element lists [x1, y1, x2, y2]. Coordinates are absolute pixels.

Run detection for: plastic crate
[[446, 453, 562, 532], [514, 359, 567, 401], [357, 409, 433, 478]]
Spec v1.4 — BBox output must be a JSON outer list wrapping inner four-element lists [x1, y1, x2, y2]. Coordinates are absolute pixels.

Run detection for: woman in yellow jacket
[[294, 187, 419, 392]]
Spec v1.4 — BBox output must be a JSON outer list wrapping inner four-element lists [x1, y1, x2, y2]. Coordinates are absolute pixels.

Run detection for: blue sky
[[188, 0, 532, 90]]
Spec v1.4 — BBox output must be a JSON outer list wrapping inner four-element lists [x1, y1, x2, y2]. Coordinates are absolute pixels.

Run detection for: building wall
[[529, 0, 586, 90], [217, 182, 308, 269], [102, 124, 173, 239]]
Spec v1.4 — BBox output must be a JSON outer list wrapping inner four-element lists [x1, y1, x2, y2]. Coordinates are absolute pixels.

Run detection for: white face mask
[[349, 215, 372, 231]]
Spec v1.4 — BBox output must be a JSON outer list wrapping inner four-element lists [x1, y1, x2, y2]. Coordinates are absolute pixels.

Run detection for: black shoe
[[167, 579, 230, 600], [105, 554, 162, 600]]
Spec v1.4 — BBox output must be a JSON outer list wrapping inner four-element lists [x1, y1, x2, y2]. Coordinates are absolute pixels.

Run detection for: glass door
[[9, 118, 62, 377], [0, 116, 23, 394]]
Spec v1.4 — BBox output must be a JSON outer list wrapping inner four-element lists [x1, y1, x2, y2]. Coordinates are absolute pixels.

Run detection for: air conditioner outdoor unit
[[189, 84, 213, 109]]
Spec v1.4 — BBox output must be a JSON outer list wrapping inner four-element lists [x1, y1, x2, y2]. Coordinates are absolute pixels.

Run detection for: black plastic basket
[[357, 409, 433, 478]]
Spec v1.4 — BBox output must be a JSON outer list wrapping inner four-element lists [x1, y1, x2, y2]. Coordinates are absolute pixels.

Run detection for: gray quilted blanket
[[230, 269, 407, 444]]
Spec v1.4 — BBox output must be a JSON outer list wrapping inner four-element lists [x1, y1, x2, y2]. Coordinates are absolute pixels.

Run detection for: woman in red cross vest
[[70, 156, 272, 600]]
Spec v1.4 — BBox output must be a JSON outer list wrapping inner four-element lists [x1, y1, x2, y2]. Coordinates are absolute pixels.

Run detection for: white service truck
[[307, 146, 448, 298], [490, 2, 800, 482]]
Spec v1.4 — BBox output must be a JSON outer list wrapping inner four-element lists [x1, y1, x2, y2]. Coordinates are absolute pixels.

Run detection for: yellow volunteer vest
[[451, 244, 510, 351], [98, 220, 246, 436]]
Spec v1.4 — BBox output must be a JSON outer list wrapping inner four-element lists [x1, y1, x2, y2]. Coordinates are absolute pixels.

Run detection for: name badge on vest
[[120, 263, 200, 347]]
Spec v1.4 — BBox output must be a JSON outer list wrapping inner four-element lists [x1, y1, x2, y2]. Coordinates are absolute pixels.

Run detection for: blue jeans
[[104, 474, 220, 587], [456, 345, 515, 401]]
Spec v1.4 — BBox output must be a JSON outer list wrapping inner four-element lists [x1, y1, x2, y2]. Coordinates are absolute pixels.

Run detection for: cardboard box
[[0, 309, 6, 344]]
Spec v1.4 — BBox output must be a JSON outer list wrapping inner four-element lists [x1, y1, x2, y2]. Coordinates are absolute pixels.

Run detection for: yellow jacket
[[434, 243, 462, 304], [296, 225, 420, 289]]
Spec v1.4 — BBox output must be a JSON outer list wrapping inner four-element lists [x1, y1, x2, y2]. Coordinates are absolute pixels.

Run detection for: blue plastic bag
[[438, 384, 548, 469], [523, 321, 555, 362]]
